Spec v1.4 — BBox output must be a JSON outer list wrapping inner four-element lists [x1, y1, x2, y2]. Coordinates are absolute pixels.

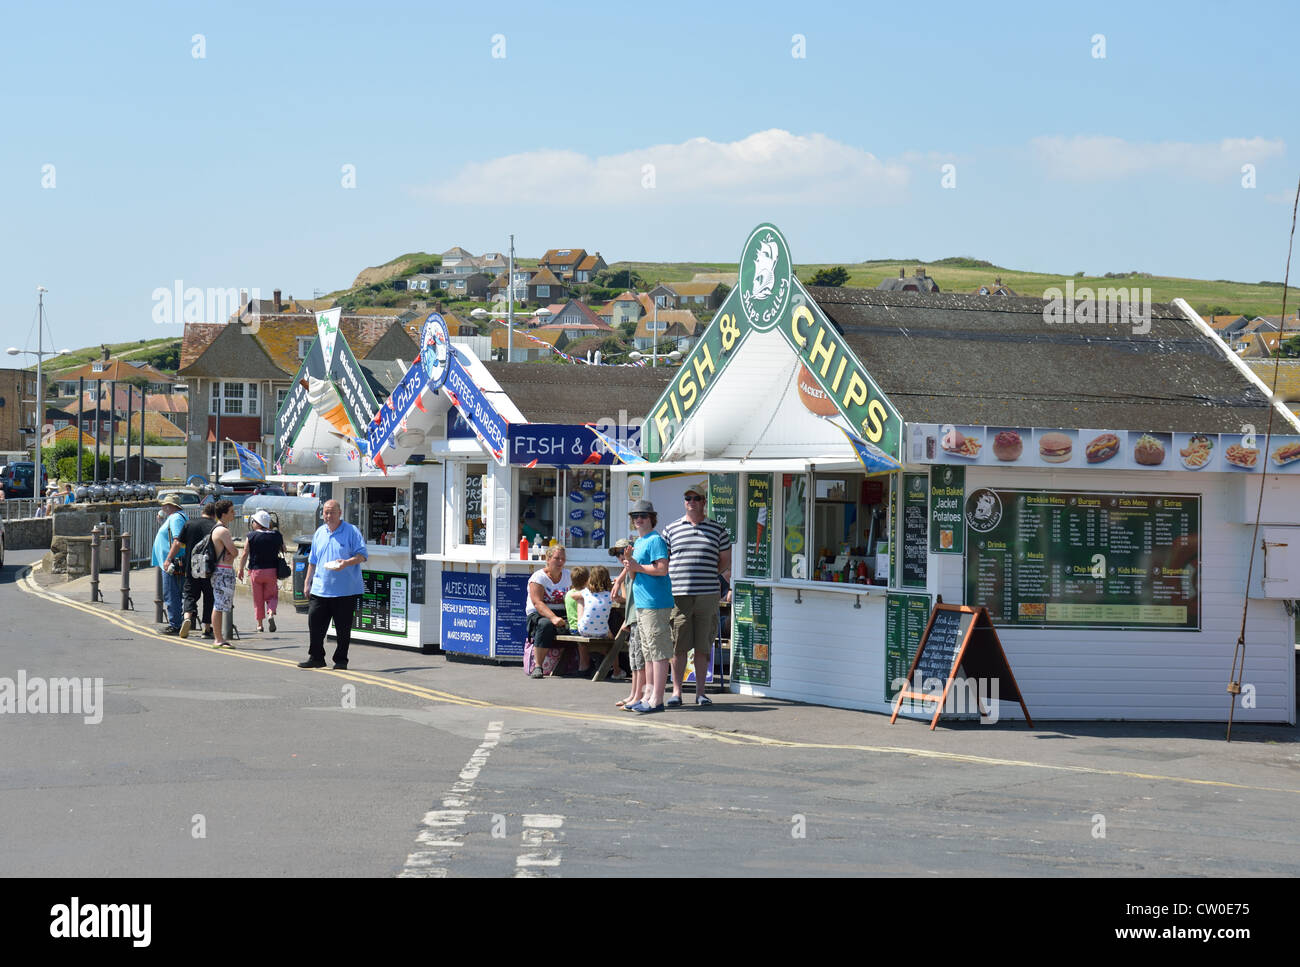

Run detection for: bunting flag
[[228, 438, 267, 480], [586, 423, 645, 464], [835, 424, 902, 474], [315, 451, 328, 464], [413, 392, 427, 413], [373, 450, 387, 476]]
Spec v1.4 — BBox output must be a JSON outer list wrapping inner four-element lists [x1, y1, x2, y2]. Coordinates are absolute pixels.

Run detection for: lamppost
[[174, 383, 191, 481], [6, 287, 69, 504], [628, 349, 682, 367]]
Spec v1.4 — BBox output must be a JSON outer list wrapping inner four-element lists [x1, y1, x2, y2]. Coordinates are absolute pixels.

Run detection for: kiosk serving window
[[460, 462, 487, 546], [776, 471, 896, 585], [517, 467, 611, 551], [343, 485, 410, 548]]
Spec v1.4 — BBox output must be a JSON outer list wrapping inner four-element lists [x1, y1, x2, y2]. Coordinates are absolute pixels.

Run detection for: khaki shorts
[[671, 592, 720, 659], [637, 608, 673, 662]]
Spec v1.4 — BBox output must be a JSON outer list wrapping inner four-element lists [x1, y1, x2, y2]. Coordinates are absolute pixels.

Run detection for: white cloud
[[1030, 135, 1285, 181], [416, 129, 911, 207]]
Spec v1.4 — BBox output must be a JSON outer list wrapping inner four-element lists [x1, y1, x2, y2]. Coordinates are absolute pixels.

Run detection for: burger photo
[[1038, 431, 1072, 463]]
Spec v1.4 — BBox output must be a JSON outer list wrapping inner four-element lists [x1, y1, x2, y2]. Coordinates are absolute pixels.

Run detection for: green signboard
[[885, 592, 932, 701], [744, 473, 773, 578], [732, 581, 772, 686], [708, 473, 739, 544], [643, 224, 902, 461], [929, 465, 965, 554], [355, 570, 409, 637], [901, 473, 928, 588], [965, 489, 1201, 630]]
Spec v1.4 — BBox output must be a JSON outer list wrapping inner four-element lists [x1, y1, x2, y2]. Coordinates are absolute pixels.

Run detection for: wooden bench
[[554, 634, 627, 682]]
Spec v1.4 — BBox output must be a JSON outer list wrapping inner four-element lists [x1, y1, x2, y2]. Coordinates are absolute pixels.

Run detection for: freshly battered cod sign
[[644, 223, 902, 460]]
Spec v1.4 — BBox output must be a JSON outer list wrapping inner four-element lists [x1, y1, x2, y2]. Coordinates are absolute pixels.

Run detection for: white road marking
[[515, 813, 565, 877], [397, 720, 504, 878]]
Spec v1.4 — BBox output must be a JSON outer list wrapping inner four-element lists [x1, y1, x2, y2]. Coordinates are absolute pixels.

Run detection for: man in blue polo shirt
[[299, 498, 368, 670]]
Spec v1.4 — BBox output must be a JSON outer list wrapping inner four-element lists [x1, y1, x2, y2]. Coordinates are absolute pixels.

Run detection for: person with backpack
[[151, 495, 187, 634], [165, 500, 218, 639], [208, 499, 238, 648]]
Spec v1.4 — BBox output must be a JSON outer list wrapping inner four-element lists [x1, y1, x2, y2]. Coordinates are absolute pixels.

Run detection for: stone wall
[[4, 516, 52, 550]]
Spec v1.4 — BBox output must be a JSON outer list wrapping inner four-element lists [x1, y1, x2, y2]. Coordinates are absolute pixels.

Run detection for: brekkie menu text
[[964, 489, 1200, 630]]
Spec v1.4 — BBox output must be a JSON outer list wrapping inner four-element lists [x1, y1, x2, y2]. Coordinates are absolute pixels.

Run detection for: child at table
[[565, 566, 589, 630], [578, 566, 614, 638]]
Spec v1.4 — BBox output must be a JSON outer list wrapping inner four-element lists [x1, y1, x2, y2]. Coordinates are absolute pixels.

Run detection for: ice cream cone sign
[[797, 364, 837, 417]]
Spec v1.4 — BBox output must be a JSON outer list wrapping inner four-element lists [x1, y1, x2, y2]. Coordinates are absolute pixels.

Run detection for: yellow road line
[[18, 565, 1299, 793]]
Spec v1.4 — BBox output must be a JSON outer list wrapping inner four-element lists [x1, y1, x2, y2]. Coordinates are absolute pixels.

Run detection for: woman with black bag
[[239, 510, 287, 633]]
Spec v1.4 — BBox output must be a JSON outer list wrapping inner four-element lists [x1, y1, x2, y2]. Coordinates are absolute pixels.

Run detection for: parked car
[[156, 487, 205, 508], [0, 461, 48, 499]]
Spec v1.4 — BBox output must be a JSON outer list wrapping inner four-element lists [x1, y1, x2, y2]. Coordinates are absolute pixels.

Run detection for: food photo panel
[[987, 427, 1031, 464], [1127, 431, 1172, 470], [1267, 435, 1300, 472], [1032, 428, 1080, 467], [938, 424, 985, 462], [1079, 429, 1122, 467], [1173, 432, 1217, 471], [1222, 432, 1263, 472]]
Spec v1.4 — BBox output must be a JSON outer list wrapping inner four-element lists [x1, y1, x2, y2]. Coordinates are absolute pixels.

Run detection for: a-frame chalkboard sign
[[889, 603, 1033, 730]]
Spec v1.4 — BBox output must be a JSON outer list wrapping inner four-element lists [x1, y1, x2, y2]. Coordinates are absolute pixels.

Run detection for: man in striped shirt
[[663, 482, 731, 707]]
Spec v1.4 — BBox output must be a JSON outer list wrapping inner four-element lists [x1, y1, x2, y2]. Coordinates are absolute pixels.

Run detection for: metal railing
[[0, 498, 41, 520], [119, 507, 161, 568]]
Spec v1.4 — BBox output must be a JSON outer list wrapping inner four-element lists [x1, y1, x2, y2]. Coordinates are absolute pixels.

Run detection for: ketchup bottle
[[520, 536, 529, 560]]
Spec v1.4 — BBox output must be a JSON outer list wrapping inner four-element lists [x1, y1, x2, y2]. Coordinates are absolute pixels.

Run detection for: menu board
[[410, 482, 428, 605], [708, 473, 739, 543], [744, 474, 773, 578], [493, 574, 530, 659], [885, 592, 932, 700], [901, 473, 928, 588], [913, 607, 973, 685], [355, 570, 408, 637], [965, 489, 1200, 630], [732, 581, 771, 685], [929, 465, 964, 554]]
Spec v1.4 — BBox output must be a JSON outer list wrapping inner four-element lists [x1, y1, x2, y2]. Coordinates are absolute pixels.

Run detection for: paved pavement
[[3, 549, 1298, 879]]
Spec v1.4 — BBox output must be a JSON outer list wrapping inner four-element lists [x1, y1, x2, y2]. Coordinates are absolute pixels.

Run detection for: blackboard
[[410, 482, 428, 605], [912, 607, 974, 685], [891, 604, 1034, 729], [466, 474, 483, 520], [901, 472, 928, 588], [885, 592, 931, 700]]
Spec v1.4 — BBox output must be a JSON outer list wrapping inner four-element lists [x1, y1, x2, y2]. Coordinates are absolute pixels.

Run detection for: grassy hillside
[[32, 337, 181, 378]]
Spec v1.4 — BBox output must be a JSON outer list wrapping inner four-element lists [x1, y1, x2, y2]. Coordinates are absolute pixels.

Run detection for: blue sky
[[2, 0, 1297, 351]]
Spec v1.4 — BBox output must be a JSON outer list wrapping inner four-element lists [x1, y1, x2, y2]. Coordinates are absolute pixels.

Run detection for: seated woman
[[525, 545, 590, 678]]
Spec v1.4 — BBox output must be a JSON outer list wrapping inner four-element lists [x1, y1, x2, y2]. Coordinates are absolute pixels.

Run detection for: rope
[[1228, 172, 1300, 741]]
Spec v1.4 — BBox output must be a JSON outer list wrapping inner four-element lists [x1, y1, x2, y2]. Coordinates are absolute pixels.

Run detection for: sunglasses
[[684, 495, 704, 502], [629, 513, 650, 520]]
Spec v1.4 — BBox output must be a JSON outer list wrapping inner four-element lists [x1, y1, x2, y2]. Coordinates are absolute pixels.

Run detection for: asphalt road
[[2, 548, 1297, 878]]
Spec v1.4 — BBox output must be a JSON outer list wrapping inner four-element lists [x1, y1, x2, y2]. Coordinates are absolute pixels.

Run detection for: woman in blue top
[[622, 499, 674, 713]]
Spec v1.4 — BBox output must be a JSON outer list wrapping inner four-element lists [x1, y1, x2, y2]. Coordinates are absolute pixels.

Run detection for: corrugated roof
[[808, 287, 1277, 433]]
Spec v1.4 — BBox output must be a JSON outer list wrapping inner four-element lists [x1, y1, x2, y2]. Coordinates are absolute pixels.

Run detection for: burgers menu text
[[964, 489, 1200, 630]]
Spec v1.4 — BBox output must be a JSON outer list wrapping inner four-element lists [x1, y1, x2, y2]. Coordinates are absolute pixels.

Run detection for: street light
[[472, 305, 553, 361], [7, 286, 69, 504], [629, 350, 682, 367]]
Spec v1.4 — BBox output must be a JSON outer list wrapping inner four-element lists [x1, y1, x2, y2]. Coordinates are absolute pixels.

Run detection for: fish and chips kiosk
[[627, 222, 1300, 723], [422, 356, 671, 660]]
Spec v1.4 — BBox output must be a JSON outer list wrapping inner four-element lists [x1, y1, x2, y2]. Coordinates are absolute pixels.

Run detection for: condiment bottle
[[520, 536, 529, 560]]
